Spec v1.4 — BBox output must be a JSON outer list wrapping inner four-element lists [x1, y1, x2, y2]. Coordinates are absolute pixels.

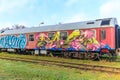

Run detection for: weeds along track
[[0, 56, 120, 74]]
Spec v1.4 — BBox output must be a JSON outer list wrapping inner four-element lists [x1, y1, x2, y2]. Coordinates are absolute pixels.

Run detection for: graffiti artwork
[[36, 30, 107, 51], [0, 34, 27, 49]]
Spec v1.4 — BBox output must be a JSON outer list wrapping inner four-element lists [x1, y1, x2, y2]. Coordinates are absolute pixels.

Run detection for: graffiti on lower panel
[[0, 34, 27, 49]]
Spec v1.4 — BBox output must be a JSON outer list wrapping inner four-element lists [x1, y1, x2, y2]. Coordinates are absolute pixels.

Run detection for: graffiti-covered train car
[[0, 18, 120, 59]]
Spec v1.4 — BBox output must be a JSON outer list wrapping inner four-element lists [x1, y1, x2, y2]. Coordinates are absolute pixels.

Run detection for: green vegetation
[[0, 59, 120, 80], [0, 52, 120, 68]]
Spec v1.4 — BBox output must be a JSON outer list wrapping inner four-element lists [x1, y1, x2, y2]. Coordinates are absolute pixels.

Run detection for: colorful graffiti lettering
[[0, 34, 27, 49], [36, 33, 48, 48], [36, 30, 106, 51], [81, 30, 100, 51], [36, 32, 61, 49]]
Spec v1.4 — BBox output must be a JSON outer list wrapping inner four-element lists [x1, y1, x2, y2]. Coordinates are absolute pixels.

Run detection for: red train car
[[0, 18, 120, 59]]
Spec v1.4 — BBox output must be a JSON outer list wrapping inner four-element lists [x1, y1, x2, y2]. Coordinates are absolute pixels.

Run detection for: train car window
[[60, 32, 67, 40], [29, 34, 34, 41], [48, 32, 54, 40], [101, 30, 106, 40], [101, 19, 110, 26]]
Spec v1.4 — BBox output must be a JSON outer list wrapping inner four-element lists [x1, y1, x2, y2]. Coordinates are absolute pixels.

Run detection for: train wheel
[[64, 52, 69, 58], [101, 53, 112, 61], [73, 52, 79, 58], [90, 53, 95, 59], [84, 52, 92, 59], [92, 53, 100, 61], [47, 52, 54, 57], [111, 52, 117, 61], [78, 52, 85, 59], [69, 52, 74, 58], [84, 52, 88, 59], [107, 53, 112, 61]]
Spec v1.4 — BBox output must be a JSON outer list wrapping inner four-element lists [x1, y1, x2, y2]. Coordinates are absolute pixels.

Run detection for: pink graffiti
[[71, 39, 81, 50], [100, 40, 106, 48], [86, 44, 100, 51], [60, 40, 64, 45], [45, 41, 57, 49], [82, 30, 94, 39]]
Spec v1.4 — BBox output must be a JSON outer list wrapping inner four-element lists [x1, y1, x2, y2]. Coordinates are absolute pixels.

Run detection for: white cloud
[[100, 0, 120, 24], [0, 0, 30, 13], [65, 0, 79, 6], [0, 0, 35, 29]]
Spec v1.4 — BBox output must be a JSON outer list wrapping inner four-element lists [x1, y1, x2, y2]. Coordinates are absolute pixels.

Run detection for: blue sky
[[0, 0, 120, 29]]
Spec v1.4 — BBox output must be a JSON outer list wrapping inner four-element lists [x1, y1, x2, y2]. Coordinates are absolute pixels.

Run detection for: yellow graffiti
[[37, 42, 43, 47], [52, 31, 60, 41], [90, 37, 99, 44], [36, 29, 100, 51], [37, 33, 48, 47], [82, 37, 99, 47], [86, 37, 99, 44], [66, 30, 80, 42], [40, 33, 45, 41]]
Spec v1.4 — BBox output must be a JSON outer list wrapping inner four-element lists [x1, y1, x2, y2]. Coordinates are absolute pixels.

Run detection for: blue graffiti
[[0, 34, 27, 49]]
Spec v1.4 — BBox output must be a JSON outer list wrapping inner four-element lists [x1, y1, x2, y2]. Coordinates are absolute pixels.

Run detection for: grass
[[0, 52, 120, 68], [0, 59, 120, 80]]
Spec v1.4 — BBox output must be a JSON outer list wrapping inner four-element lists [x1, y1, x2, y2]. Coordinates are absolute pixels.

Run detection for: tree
[[12, 24, 26, 29]]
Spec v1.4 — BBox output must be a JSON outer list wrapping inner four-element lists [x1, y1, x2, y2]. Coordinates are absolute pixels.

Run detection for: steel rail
[[0, 56, 120, 74]]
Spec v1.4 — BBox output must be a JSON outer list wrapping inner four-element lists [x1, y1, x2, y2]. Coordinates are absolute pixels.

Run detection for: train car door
[[100, 29, 106, 47], [115, 25, 120, 48]]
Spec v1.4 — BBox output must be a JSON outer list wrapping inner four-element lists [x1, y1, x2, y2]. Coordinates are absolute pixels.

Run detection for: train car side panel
[[0, 27, 115, 53]]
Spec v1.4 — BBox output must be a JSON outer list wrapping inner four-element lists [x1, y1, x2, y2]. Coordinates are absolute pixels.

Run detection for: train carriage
[[0, 18, 120, 60]]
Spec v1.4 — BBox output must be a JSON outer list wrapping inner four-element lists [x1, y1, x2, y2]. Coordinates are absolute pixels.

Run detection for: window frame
[[60, 31, 68, 40], [48, 32, 55, 40], [101, 30, 106, 40], [101, 19, 110, 26], [29, 34, 34, 41]]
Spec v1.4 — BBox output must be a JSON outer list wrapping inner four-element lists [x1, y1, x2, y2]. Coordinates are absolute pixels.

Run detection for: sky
[[0, 0, 120, 29]]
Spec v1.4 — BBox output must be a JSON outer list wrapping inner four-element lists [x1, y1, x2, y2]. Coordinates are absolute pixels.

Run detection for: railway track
[[0, 56, 120, 74]]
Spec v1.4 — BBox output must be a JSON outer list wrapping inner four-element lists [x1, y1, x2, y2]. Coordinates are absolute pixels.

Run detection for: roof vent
[[87, 22, 94, 24]]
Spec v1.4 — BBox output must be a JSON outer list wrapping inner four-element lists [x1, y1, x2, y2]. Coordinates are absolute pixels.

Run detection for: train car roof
[[0, 18, 118, 35]]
